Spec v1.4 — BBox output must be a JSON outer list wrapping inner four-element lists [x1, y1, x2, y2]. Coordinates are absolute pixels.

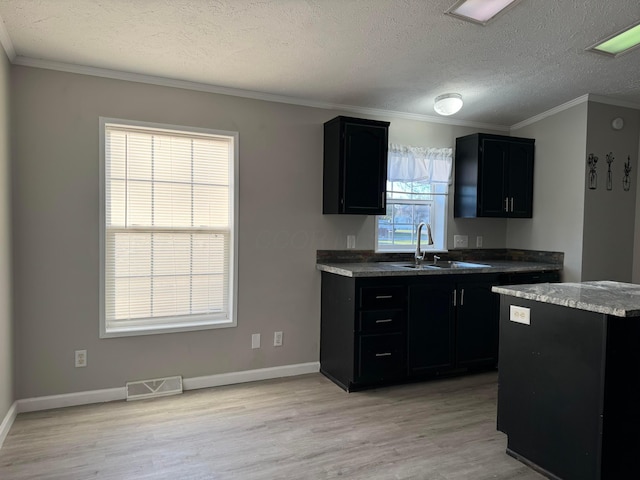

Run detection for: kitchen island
[[492, 281, 640, 480]]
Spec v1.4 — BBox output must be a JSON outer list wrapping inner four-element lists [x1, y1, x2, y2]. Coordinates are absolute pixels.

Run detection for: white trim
[[0, 13, 15, 62], [510, 94, 590, 131], [14, 55, 509, 132], [510, 93, 640, 131], [17, 387, 126, 413], [12, 363, 320, 414], [98, 117, 239, 338], [183, 362, 320, 390], [0, 402, 17, 449]]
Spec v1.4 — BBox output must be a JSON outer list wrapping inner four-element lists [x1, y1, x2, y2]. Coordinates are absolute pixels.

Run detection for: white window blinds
[[101, 120, 237, 336]]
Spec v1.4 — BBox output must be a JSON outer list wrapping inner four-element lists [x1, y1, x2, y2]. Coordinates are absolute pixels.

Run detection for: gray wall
[[11, 65, 506, 398], [582, 102, 640, 282], [507, 103, 589, 282], [0, 52, 12, 419]]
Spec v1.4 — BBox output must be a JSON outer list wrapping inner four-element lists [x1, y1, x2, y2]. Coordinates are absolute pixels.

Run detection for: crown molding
[[511, 93, 640, 131], [510, 94, 590, 131], [0, 13, 15, 61], [12, 55, 509, 132]]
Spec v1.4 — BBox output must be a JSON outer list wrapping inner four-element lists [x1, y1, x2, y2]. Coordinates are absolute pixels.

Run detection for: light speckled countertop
[[316, 260, 561, 278], [492, 281, 640, 317]]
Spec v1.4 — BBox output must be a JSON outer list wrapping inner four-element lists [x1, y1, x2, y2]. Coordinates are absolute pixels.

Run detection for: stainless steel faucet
[[414, 222, 434, 265]]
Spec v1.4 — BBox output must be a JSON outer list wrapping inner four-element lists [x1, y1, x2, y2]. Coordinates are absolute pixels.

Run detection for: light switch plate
[[454, 235, 469, 248], [347, 235, 356, 249], [510, 305, 530, 325]]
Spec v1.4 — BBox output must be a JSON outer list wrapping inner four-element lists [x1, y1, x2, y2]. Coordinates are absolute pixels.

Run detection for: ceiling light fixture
[[587, 21, 640, 58], [445, 0, 523, 26], [434, 93, 463, 116]]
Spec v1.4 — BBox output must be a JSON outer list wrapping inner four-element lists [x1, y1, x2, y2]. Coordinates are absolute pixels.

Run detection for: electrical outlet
[[347, 235, 356, 249], [251, 333, 261, 349], [476, 236, 483, 247], [75, 349, 87, 368], [510, 305, 531, 325], [454, 235, 469, 248], [274, 331, 283, 347]]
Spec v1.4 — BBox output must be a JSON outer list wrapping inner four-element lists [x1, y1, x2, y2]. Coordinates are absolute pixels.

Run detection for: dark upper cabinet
[[454, 133, 534, 218], [323, 116, 390, 214]]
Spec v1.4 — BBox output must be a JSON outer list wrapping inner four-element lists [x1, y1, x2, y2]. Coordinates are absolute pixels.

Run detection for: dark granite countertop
[[492, 281, 640, 317], [316, 260, 561, 278]]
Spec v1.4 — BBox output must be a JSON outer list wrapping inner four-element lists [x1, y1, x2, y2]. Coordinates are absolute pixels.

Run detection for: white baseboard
[[14, 362, 321, 414], [182, 362, 320, 390], [17, 387, 126, 413], [0, 402, 17, 449]]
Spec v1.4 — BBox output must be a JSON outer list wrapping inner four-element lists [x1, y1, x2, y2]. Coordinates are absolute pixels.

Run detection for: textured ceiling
[[0, 0, 639, 127]]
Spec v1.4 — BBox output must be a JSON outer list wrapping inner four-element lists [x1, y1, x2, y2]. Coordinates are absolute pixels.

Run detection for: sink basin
[[393, 261, 491, 270]]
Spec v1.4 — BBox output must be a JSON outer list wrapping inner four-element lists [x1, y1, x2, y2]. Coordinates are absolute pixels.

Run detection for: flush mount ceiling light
[[587, 21, 640, 58], [445, 0, 523, 26], [434, 93, 463, 116]]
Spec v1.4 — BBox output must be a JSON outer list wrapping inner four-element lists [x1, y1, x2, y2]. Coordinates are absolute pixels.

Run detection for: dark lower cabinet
[[320, 269, 559, 391], [456, 279, 500, 367], [408, 282, 455, 374], [408, 275, 499, 376], [320, 273, 407, 391]]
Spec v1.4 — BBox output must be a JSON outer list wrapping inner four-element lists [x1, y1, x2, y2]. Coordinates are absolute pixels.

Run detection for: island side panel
[[497, 297, 607, 480], [601, 316, 640, 478], [320, 272, 356, 390]]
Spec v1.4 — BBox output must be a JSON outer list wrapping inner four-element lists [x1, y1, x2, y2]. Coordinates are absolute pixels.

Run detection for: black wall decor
[[587, 153, 598, 190], [606, 152, 614, 191], [624, 156, 632, 191]]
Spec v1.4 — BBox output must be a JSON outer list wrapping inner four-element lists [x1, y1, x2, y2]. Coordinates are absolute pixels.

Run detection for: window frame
[[375, 180, 449, 253], [99, 117, 239, 338]]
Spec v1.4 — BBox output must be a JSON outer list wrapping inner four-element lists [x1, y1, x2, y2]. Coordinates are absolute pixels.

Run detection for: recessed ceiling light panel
[[587, 21, 640, 58], [446, 0, 523, 26]]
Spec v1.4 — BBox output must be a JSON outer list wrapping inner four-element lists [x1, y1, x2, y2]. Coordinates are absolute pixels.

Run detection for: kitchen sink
[[393, 261, 491, 270]]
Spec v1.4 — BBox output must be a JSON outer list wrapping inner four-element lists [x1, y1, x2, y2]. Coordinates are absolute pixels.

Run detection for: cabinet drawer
[[359, 286, 405, 310], [359, 309, 404, 334], [358, 334, 405, 382]]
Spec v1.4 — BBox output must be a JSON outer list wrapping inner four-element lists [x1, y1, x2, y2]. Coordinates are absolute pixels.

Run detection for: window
[[99, 118, 238, 337], [376, 145, 452, 252]]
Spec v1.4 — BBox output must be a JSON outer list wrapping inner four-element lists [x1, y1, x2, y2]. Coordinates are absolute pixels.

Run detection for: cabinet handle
[[453, 289, 457, 307], [375, 319, 393, 323], [382, 191, 385, 209], [460, 288, 465, 306], [510, 197, 514, 212], [505, 197, 509, 212], [375, 352, 392, 357], [375, 295, 393, 299]]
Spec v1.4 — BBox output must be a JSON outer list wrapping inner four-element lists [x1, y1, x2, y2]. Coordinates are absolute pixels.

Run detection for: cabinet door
[[408, 282, 455, 374], [342, 122, 388, 214], [507, 141, 534, 218], [478, 138, 508, 217], [456, 280, 499, 367]]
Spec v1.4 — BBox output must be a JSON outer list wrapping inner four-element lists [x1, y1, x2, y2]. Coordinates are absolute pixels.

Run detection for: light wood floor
[[0, 372, 542, 480]]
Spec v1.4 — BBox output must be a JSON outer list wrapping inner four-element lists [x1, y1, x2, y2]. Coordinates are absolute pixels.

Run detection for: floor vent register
[[126, 375, 183, 401]]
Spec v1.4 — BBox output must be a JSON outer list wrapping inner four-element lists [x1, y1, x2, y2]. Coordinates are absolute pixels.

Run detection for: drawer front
[[359, 285, 405, 310], [359, 309, 404, 334], [357, 334, 405, 382]]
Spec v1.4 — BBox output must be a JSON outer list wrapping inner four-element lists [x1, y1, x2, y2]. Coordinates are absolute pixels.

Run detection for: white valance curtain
[[387, 144, 453, 184]]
